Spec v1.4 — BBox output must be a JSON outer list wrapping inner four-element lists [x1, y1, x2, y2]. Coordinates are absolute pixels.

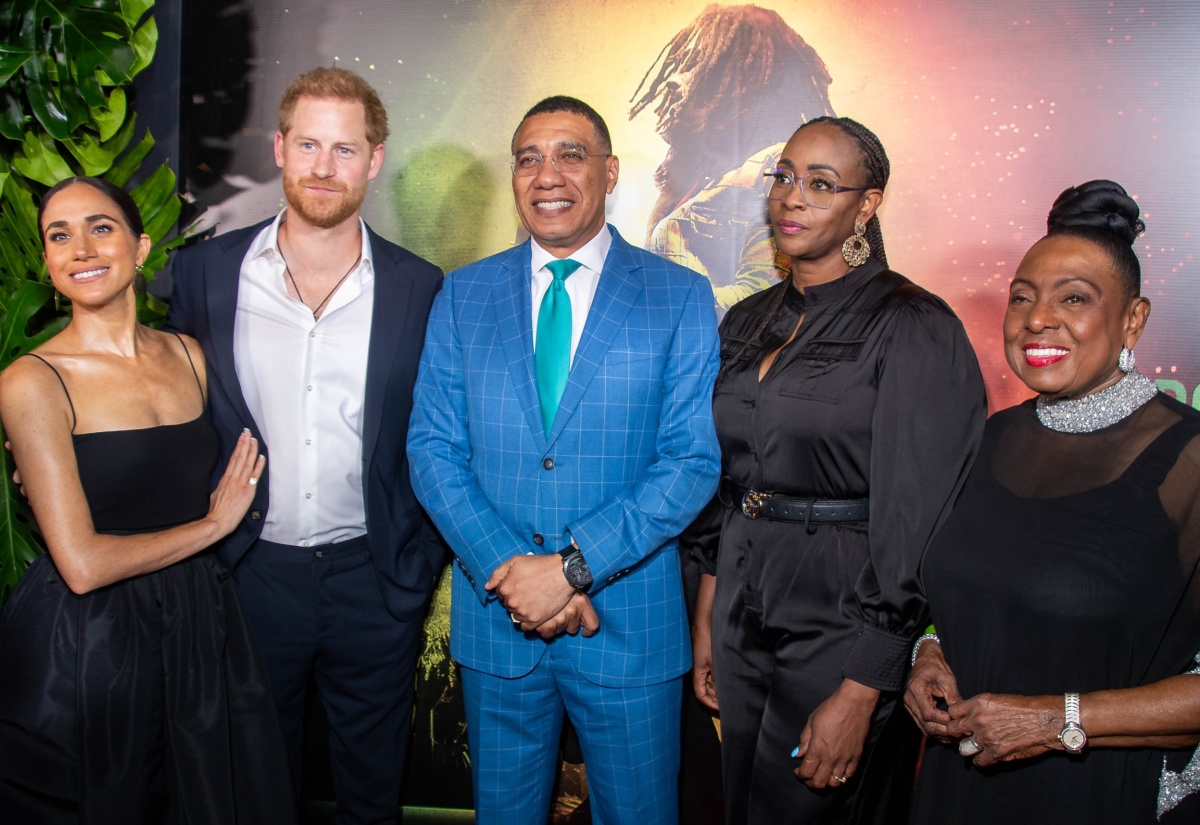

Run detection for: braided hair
[[794, 116, 891, 268], [629, 5, 832, 141], [628, 4, 834, 207], [1045, 180, 1144, 298]]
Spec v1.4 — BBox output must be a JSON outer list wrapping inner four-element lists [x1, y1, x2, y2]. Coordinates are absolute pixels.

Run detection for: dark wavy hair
[[1045, 180, 1144, 298], [37, 176, 145, 240], [793, 116, 891, 268]]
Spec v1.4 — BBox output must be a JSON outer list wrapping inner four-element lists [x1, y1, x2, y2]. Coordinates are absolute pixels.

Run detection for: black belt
[[723, 483, 869, 525]]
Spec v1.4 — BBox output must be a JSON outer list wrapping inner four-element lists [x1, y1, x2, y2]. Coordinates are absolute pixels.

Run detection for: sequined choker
[[1035, 371, 1159, 433]]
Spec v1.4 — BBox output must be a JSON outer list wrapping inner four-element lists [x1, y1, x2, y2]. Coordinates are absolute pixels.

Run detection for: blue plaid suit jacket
[[408, 227, 720, 687]]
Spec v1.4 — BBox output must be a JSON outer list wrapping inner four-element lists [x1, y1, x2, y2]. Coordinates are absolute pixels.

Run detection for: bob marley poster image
[[179, 0, 1200, 816]]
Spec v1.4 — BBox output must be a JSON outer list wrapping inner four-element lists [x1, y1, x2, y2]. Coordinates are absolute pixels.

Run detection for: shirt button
[[532, 533, 544, 546], [542, 458, 555, 470], [309, 331, 316, 338], [307, 385, 313, 392], [305, 438, 312, 445], [301, 541, 310, 547], [305, 493, 312, 499]]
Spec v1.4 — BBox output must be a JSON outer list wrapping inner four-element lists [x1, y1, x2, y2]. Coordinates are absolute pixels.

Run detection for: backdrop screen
[[179, 0, 1200, 810]]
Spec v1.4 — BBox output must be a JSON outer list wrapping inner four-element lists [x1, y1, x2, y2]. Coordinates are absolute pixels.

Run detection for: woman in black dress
[[690, 117, 986, 824], [0, 177, 295, 823], [906, 180, 1200, 823]]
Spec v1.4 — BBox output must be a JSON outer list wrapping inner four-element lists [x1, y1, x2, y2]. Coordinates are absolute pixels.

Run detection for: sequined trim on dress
[[1035, 371, 1159, 434], [1157, 652, 1200, 819]]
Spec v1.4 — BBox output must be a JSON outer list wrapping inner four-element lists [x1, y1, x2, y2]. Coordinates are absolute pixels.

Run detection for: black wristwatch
[[559, 545, 593, 591]]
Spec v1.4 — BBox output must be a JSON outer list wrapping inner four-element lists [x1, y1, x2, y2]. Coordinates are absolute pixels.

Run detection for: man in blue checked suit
[[408, 96, 720, 824]]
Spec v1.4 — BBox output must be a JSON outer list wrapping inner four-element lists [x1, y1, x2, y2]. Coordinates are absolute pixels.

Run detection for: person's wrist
[[911, 632, 941, 667], [837, 678, 882, 706]]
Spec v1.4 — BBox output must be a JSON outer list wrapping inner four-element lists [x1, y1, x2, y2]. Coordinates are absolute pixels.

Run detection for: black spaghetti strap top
[[24, 335, 219, 534]]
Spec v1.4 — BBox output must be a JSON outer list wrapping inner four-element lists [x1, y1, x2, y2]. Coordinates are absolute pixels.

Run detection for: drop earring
[[842, 219, 870, 267], [1118, 346, 1135, 374]]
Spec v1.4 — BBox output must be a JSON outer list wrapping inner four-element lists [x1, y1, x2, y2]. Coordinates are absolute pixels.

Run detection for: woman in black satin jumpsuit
[[689, 117, 986, 825]]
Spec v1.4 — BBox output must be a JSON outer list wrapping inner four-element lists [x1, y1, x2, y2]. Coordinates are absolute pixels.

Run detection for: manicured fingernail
[[790, 746, 800, 758]]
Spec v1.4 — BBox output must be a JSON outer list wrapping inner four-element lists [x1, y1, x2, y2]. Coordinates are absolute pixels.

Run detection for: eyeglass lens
[[764, 169, 843, 208], [511, 150, 592, 176]]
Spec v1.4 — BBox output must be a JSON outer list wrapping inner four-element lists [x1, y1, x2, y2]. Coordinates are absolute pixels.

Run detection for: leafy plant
[[0, 0, 183, 604]]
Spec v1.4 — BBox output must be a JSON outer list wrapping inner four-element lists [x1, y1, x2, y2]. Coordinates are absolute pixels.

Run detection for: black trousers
[[711, 517, 917, 825], [234, 536, 424, 825]]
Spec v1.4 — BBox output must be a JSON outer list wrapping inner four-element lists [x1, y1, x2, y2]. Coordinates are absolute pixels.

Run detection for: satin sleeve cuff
[[842, 625, 913, 692], [690, 548, 718, 577]]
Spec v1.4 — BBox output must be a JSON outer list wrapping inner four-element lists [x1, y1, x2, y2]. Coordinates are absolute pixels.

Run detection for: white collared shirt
[[234, 210, 373, 547], [530, 225, 611, 363]]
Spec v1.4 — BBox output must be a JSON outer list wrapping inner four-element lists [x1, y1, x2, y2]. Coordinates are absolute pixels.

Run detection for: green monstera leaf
[[0, 1, 138, 140], [0, 175, 46, 296]]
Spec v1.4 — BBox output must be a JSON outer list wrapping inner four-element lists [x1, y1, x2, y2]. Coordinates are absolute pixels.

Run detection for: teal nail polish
[[790, 746, 800, 758]]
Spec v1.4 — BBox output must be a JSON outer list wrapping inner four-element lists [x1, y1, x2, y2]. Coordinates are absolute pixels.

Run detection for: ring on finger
[[248, 477, 258, 486], [831, 774, 848, 784], [509, 612, 521, 625], [958, 737, 982, 757]]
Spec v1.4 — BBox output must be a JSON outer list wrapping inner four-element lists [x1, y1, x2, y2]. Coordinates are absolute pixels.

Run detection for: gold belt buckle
[[741, 490, 773, 518]]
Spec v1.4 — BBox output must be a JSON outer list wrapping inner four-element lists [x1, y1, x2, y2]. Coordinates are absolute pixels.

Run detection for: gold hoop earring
[[842, 219, 870, 267]]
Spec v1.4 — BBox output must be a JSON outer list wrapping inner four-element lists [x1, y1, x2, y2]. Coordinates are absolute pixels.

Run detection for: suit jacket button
[[250, 510, 262, 520], [532, 533, 545, 546], [542, 458, 555, 470]]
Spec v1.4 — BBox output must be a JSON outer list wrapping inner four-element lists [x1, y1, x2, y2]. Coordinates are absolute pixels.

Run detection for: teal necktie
[[536, 258, 582, 434]]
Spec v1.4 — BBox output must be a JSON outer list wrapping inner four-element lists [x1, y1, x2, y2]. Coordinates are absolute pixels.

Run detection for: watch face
[[563, 554, 592, 589], [1061, 727, 1086, 751]]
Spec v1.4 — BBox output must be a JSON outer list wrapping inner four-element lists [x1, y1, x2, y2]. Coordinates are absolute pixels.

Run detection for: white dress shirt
[[530, 225, 612, 363], [234, 210, 373, 547]]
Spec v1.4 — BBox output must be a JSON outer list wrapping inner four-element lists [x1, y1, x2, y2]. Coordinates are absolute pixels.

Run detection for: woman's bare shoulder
[[0, 352, 63, 396], [145, 327, 204, 364], [0, 352, 74, 430]]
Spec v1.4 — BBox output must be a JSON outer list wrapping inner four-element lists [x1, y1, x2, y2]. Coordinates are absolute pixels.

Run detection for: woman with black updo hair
[[906, 180, 1200, 823]]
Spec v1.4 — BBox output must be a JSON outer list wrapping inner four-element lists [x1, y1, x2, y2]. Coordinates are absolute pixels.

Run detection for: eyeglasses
[[763, 167, 864, 209], [510, 148, 611, 177]]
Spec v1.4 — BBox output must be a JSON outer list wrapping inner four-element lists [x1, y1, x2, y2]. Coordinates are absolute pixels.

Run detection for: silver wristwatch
[[1058, 692, 1087, 753]]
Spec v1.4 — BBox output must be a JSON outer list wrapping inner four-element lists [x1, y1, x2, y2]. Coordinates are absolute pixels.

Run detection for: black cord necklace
[[278, 232, 362, 320]]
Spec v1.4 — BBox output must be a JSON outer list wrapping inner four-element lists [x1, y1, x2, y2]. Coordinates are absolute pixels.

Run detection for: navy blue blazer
[[166, 219, 445, 621]]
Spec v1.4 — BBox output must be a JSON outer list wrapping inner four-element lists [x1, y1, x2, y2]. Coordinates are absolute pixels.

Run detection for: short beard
[[283, 176, 366, 229]]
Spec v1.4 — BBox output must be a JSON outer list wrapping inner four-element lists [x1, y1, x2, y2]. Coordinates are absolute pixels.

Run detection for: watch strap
[[1064, 692, 1081, 726]]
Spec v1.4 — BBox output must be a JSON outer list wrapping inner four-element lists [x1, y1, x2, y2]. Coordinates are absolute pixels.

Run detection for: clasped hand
[[486, 554, 599, 639], [905, 643, 1058, 766], [793, 678, 880, 789]]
